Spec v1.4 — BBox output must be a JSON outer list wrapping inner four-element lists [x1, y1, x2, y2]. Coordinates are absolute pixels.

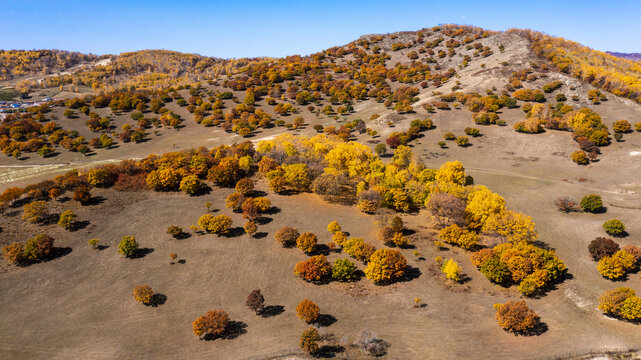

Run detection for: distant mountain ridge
[[607, 52, 641, 62]]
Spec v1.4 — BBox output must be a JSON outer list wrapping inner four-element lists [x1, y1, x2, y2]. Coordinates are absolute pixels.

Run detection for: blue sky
[[1, 0, 639, 58]]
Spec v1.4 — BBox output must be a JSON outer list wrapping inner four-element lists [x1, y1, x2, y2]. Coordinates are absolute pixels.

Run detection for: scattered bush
[[88, 238, 100, 249], [296, 232, 318, 254], [22, 200, 48, 223], [294, 255, 332, 282], [613, 120, 631, 133], [571, 150, 589, 165], [245, 289, 265, 314], [588, 237, 620, 261], [597, 250, 636, 280], [167, 225, 183, 238], [192, 310, 230, 339], [554, 197, 578, 213], [118, 235, 138, 257], [296, 299, 320, 323], [599, 287, 641, 320], [274, 226, 299, 247], [300, 327, 320, 354], [494, 300, 540, 334], [365, 248, 407, 284], [332, 258, 357, 281], [580, 194, 604, 213], [198, 214, 232, 235], [23, 234, 54, 261], [132, 284, 154, 305], [57, 210, 77, 230], [603, 219, 625, 236], [441, 258, 461, 282], [2, 242, 25, 265]]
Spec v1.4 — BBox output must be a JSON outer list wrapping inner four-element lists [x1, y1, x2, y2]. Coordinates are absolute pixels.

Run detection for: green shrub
[[603, 219, 625, 236], [118, 236, 138, 257], [332, 258, 357, 281], [580, 194, 604, 213]]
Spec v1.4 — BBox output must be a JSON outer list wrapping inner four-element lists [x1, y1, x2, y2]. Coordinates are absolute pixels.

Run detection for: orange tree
[[296, 299, 320, 323], [192, 310, 230, 339], [494, 300, 539, 334], [294, 255, 332, 282]]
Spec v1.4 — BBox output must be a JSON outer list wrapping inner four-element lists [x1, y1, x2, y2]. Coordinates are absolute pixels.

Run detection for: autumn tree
[[22, 200, 48, 223], [133, 284, 154, 305], [118, 235, 138, 258], [2, 242, 25, 265], [427, 193, 466, 227], [327, 221, 342, 234], [580, 194, 604, 213], [208, 157, 240, 187], [554, 197, 578, 213], [192, 310, 230, 339], [296, 299, 320, 323], [441, 258, 461, 282], [300, 327, 320, 354], [57, 210, 77, 230], [598, 287, 641, 320], [73, 185, 91, 204], [245, 289, 265, 314], [597, 250, 636, 280], [179, 175, 203, 195], [296, 232, 318, 254], [274, 226, 299, 247], [332, 258, 357, 281], [588, 237, 620, 261], [365, 248, 407, 284], [294, 255, 332, 282], [198, 214, 233, 235], [235, 178, 254, 195], [603, 219, 625, 237], [24, 234, 54, 261], [244, 221, 257, 237], [494, 300, 540, 334]]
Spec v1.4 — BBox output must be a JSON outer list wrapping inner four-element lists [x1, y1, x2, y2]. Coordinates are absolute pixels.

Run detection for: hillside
[[1, 24, 641, 360], [607, 52, 641, 62]]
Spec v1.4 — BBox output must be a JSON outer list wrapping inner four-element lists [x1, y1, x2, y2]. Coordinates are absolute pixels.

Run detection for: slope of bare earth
[[1, 29, 641, 360]]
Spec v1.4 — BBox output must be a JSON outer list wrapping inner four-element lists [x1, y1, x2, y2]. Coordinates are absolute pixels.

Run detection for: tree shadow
[[220, 320, 247, 340], [222, 227, 245, 238], [264, 206, 281, 215], [612, 231, 629, 238], [174, 232, 192, 240], [261, 305, 285, 318], [149, 293, 167, 307], [85, 196, 106, 206], [42, 213, 60, 226], [402, 229, 416, 236], [314, 244, 332, 256], [316, 345, 345, 358], [131, 247, 154, 259], [71, 220, 90, 231], [96, 245, 109, 251], [315, 314, 337, 327], [398, 265, 422, 283], [190, 186, 212, 196], [251, 190, 268, 197], [253, 232, 268, 239], [177, 259, 187, 264], [255, 216, 273, 225], [519, 321, 548, 336], [43, 247, 72, 262]]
